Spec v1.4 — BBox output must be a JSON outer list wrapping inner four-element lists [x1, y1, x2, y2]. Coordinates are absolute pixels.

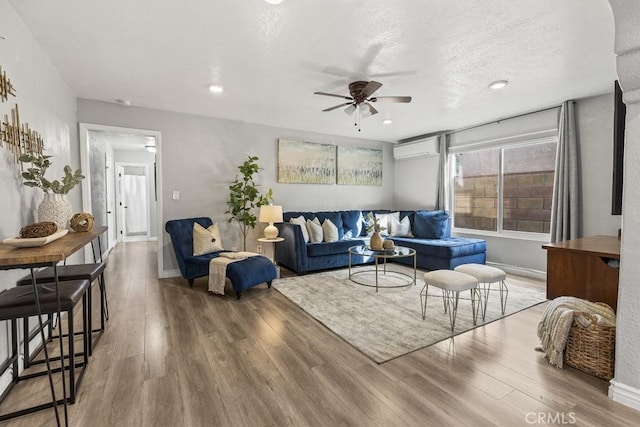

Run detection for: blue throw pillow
[[341, 210, 363, 238], [413, 210, 449, 239]]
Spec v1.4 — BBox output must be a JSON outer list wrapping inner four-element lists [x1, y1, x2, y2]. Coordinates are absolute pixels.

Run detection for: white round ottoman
[[421, 270, 480, 331], [454, 263, 508, 319]]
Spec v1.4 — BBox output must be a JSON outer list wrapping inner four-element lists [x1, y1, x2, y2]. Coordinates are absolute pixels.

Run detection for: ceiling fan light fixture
[[208, 84, 224, 94], [359, 103, 372, 119], [344, 104, 356, 115], [488, 80, 509, 90]]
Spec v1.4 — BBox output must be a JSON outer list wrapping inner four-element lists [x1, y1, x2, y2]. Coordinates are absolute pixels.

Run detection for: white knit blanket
[[208, 252, 259, 295], [537, 296, 616, 368]]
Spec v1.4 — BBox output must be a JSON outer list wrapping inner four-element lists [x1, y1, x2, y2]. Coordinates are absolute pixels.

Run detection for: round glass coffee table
[[348, 245, 417, 292]]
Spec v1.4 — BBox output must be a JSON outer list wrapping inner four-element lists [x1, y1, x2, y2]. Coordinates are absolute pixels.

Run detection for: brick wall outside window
[[454, 170, 555, 233]]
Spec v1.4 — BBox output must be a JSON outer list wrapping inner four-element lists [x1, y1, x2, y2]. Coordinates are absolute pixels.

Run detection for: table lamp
[[259, 205, 283, 239]]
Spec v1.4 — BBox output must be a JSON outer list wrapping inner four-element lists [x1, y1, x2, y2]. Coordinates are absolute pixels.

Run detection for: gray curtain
[[550, 101, 580, 242], [435, 133, 449, 211]]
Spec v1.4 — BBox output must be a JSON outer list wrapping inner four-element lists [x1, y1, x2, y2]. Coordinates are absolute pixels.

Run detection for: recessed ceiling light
[[488, 80, 509, 90], [208, 84, 224, 94], [382, 119, 393, 125], [265, 0, 283, 4]]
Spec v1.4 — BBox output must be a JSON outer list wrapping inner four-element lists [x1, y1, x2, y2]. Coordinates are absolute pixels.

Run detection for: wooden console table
[[542, 235, 620, 311]]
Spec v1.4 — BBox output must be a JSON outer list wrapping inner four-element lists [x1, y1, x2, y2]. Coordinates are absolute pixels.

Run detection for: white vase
[[38, 193, 73, 230]]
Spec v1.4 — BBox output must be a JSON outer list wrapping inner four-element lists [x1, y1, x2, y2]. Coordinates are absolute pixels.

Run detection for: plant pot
[[38, 193, 72, 230], [370, 231, 384, 250]]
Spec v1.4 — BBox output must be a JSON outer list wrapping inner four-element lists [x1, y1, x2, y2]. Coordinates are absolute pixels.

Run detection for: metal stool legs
[[421, 284, 481, 331]]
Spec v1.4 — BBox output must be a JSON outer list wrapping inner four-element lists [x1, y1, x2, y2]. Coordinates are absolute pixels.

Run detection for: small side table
[[257, 237, 284, 265]]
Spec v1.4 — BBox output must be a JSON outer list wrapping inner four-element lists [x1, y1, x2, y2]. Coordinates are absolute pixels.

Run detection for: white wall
[[607, 0, 640, 409], [394, 155, 440, 210], [88, 132, 115, 240], [76, 99, 395, 274], [393, 95, 621, 273], [0, 0, 79, 393], [577, 93, 622, 236]]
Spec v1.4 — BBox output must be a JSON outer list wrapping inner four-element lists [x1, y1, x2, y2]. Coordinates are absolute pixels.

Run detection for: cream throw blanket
[[208, 251, 259, 295], [537, 296, 616, 368]]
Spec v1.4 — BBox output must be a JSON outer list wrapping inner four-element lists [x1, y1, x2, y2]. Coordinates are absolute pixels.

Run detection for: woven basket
[[564, 303, 615, 380]]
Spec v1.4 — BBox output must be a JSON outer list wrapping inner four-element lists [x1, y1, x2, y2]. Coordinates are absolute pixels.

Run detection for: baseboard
[[486, 262, 546, 281], [609, 380, 640, 410], [159, 269, 181, 279]]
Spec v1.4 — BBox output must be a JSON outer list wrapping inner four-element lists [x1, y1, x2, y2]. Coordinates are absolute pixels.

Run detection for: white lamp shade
[[259, 205, 283, 239], [259, 205, 283, 223]]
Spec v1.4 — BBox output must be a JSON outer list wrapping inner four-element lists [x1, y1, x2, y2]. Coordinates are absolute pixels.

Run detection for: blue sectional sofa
[[275, 210, 486, 274]]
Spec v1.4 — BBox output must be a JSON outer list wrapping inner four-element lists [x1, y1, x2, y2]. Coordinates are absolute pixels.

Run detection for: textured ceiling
[[9, 0, 617, 142]]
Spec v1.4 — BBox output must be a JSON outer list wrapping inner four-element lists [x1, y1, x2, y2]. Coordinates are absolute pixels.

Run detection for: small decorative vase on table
[[370, 231, 384, 250], [38, 194, 73, 230]]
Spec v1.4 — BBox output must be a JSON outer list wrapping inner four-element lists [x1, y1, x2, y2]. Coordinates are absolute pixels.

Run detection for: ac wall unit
[[393, 137, 439, 160]]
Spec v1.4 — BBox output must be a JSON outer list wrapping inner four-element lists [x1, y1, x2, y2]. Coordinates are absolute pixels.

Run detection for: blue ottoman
[[226, 256, 277, 299]]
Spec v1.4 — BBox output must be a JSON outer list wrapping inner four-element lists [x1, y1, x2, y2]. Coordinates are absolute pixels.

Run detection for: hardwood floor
[[1, 241, 639, 426]]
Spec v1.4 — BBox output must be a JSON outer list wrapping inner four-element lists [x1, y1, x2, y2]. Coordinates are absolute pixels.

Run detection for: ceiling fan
[[314, 80, 412, 131]]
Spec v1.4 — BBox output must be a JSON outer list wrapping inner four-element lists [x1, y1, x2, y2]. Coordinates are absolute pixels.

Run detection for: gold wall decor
[[0, 66, 17, 102], [1, 104, 44, 166]]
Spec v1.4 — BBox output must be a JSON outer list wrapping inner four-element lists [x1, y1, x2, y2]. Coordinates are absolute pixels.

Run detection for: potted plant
[[19, 152, 84, 229], [365, 212, 386, 250], [225, 156, 273, 251]]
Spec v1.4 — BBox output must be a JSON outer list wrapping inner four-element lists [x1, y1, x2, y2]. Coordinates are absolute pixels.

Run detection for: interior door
[[117, 164, 149, 241]]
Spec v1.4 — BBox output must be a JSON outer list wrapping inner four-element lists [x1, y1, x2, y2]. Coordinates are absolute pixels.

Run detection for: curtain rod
[[447, 104, 563, 136], [399, 102, 570, 144]]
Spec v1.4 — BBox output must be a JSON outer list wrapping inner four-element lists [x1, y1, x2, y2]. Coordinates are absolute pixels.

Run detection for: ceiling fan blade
[[314, 91, 353, 100], [323, 102, 353, 112], [370, 96, 412, 103], [361, 81, 383, 98]]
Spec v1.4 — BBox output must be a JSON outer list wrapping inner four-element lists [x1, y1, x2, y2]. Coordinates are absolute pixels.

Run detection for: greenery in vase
[[19, 152, 84, 194], [365, 212, 386, 234], [225, 155, 273, 251]]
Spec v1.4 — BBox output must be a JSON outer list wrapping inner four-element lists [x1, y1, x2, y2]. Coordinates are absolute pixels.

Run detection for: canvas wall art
[[278, 139, 336, 184], [337, 146, 383, 186]]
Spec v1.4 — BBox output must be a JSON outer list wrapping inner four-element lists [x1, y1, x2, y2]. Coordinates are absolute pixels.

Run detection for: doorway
[[79, 123, 163, 275], [117, 163, 150, 242]]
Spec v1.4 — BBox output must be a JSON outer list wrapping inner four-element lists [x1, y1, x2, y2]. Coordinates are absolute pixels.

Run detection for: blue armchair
[[165, 217, 277, 298]]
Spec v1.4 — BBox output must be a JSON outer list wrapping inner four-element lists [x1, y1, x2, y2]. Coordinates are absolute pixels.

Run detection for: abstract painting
[[337, 146, 382, 185], [278, 139, 336, 184]]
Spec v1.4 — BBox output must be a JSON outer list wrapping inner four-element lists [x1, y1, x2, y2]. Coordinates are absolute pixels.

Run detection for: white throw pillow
[[375, 212, 400, 236], [193, 222, 224, 255], [306, 217, 323, 243], [290, 215, 309, 242], [322, 219, 339, 242], [390, 215, 413, 237]]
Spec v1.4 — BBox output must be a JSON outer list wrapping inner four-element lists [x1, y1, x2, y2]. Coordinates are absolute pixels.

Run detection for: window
[[451, 139, 558, 235]]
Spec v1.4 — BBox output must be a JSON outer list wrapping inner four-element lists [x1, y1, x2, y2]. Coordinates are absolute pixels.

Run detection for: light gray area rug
[[273, 265, 547, 363]]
